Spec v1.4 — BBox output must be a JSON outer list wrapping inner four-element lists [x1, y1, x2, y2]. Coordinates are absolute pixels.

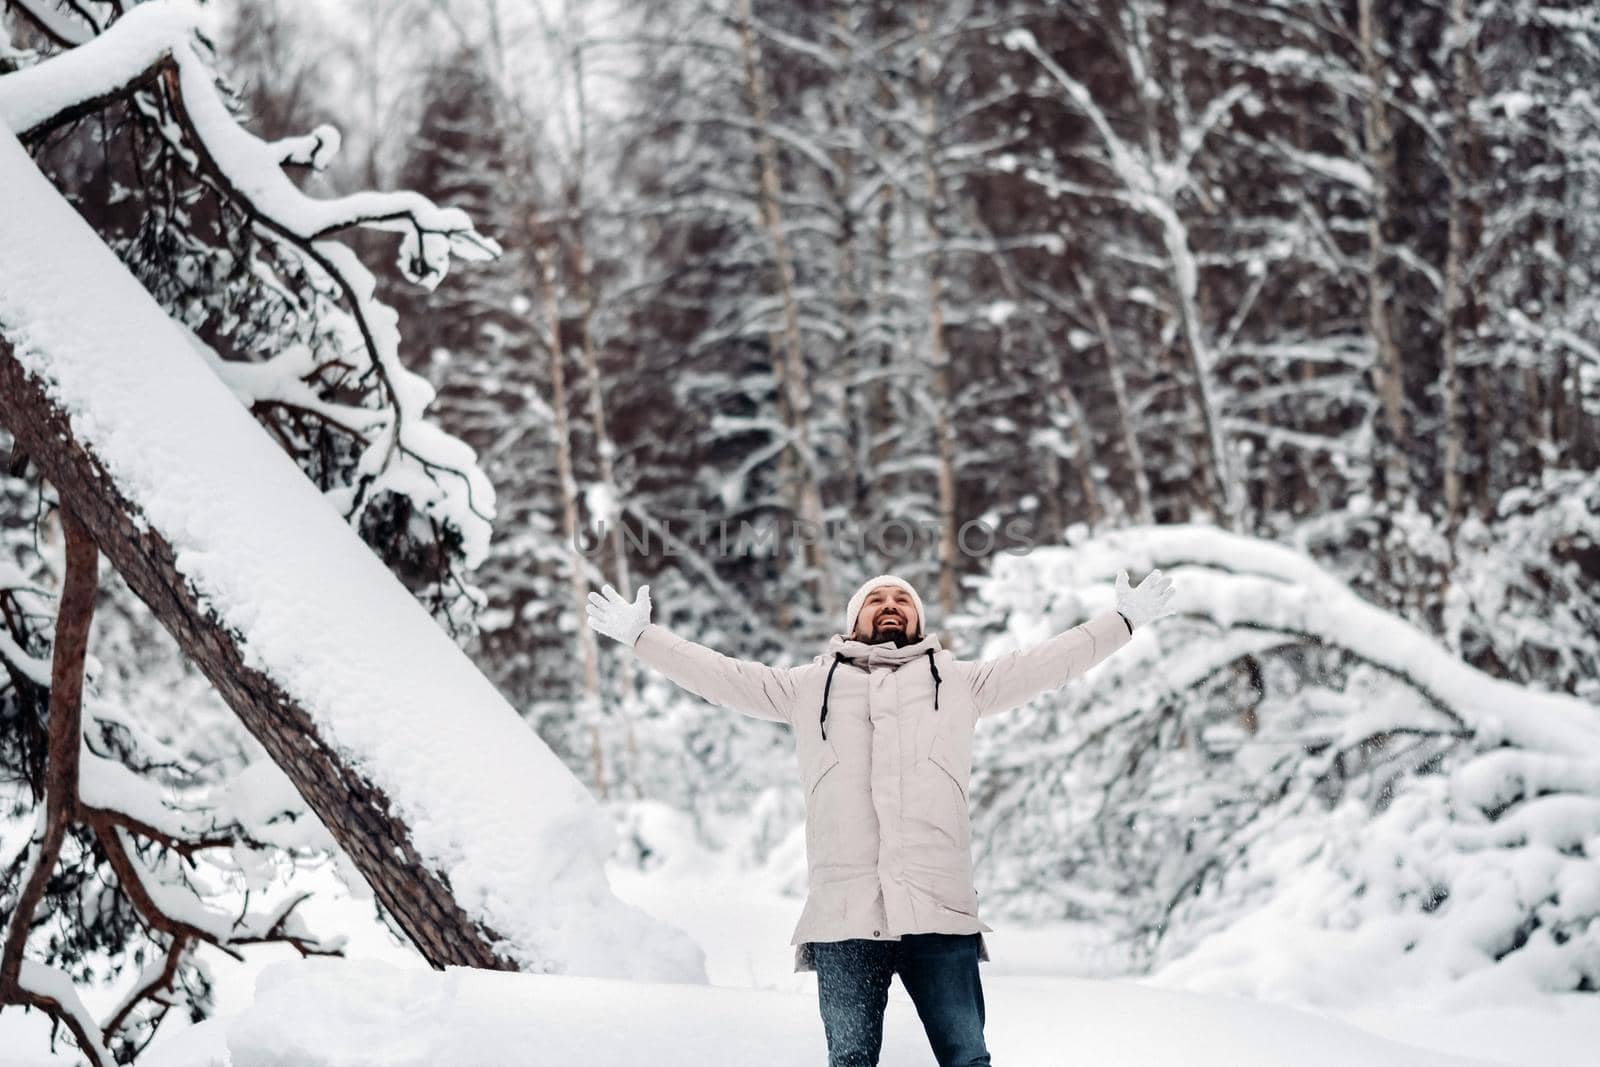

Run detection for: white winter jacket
[[630, 608, 1133, 972]]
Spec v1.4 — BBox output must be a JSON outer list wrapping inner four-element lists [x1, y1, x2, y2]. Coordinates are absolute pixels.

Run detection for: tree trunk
[[917, 1, 962, 625], [830, 0, 867, 526], [1081, 272, 1153, 525], [567, 10, 640, 796], [737, 0, 833, 611], [866, 129, 898, 516], [0, 340, 515, 972], [1358, 0, 1412, 508], [532, 241, 608, 801], [1440, 0, 1485, 539]]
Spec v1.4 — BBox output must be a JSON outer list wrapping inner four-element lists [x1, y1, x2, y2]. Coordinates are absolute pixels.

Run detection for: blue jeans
[[812, 933, 991, 1066]]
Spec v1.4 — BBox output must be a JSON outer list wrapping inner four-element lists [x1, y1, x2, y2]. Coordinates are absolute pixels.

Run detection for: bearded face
[[854, 585, 920, 646]]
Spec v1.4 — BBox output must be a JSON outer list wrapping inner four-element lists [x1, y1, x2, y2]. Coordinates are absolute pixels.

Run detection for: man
[[587, 567, 1175, 1066]]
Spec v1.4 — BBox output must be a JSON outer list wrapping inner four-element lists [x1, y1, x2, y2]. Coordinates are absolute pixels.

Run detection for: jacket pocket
[[805, 742, 842, 798], [929, 747, 967, 801], [937, 889, 981, 918]]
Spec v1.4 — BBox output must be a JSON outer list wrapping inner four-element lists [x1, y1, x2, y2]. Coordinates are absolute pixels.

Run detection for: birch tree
[[1004, 6, 1254, 530]]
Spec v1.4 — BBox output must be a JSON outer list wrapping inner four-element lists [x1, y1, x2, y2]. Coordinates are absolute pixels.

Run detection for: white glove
[[1115, 568, 1175, 630], [586, 583, 651, 646]]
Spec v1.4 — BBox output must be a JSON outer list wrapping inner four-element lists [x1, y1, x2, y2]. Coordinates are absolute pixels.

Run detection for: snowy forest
[[0, 0, 1597, 1064]]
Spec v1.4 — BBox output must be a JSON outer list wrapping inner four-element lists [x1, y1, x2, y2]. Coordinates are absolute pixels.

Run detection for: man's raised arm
[[587, 584, 799, 725], [954, 568, 1175, 719]]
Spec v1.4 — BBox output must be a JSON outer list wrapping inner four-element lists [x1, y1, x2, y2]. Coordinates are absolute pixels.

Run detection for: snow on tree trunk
[[0, 122, 701, 982]]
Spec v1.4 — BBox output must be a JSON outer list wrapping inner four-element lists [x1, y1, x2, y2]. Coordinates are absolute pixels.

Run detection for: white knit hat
[[845, 575, 926, 638]]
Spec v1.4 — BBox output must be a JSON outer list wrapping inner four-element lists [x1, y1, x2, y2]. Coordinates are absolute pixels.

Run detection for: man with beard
[[587, 568, 1174, 1066]]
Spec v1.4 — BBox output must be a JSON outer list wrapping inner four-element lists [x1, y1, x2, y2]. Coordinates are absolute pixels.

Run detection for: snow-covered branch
[[1, 0, 502, 578], [16, 961, 114, 1067], [6, 0, 100, 49], [3, 2, 495, 272], [1042, 524, 1597, 750], [0, 509, 343, 1061]]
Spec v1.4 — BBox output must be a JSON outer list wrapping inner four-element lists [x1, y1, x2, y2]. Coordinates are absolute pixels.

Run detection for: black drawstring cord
[[820, 649, 941, 738], [820, 653, 847, 740]]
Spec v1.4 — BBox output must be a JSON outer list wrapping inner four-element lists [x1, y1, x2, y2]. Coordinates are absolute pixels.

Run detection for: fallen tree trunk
[[0, 340, 512, 972]]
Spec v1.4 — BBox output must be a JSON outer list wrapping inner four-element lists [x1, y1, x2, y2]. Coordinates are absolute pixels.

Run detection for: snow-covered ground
[[135, 956, 1501, 1067], [6, 819, 1592, 1067]]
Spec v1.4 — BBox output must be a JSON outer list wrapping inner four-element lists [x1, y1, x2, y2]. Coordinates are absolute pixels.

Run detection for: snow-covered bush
[[1442, 468, 1600, 703], [961, 523, 1600, 1004]]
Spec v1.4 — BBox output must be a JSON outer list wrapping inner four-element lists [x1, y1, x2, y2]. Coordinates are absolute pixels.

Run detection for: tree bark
[[737, 0, 834, 610], [0, 339, 515, 972], [563, 0, 641, 794], [532, 241, 608, 801], [917, 1, 962, 624], [1358, 0, 1412, 507], [0, 508, 95, 1005], [1440, 0, 1485, 537], [1081, 271, 1152, 525], [829, 0, 867, 524]]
